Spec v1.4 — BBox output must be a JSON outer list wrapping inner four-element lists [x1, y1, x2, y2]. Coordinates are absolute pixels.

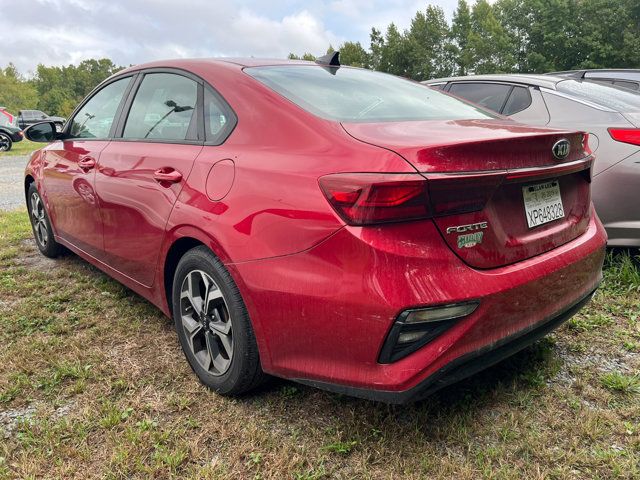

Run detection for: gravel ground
[[0, 155, 29, 211]]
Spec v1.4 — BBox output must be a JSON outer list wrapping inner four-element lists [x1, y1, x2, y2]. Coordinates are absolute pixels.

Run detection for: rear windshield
[[556, 80, 640, 112], [246, 65, 494, 123]]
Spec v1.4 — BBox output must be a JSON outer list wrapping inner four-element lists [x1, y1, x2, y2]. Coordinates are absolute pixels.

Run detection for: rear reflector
[[608, 128, 640, 146], [379, 301, 480, 363]]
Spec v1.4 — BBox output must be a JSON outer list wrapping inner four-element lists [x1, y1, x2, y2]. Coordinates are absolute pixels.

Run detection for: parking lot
[[0, 155, 28, 211]]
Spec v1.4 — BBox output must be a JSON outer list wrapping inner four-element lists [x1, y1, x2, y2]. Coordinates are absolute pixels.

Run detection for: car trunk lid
[[341, 119, 593, 269]]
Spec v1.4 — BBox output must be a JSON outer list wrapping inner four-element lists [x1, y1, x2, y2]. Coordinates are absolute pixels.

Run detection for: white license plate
[[522, 180, 565, 228]]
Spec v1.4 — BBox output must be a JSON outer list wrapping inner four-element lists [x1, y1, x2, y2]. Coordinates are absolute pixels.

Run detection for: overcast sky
[[1, 0, 469, 74]]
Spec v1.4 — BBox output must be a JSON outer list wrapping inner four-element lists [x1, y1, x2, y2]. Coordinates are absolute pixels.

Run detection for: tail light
[[318, 174, 430, 225], [608, 128, 640, 146], [319, 173, 502, 226]]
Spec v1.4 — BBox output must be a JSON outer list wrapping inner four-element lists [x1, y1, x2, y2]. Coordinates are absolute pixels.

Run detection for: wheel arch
[[162, 236, 205, 314], [159, 227, 271, 369], [25, 174, 35, 203]]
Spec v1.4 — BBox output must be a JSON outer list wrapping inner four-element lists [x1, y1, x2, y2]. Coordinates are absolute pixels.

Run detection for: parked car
[[0, 111, 23, 152], [424, 74, 640, 247], [17, 110, 66, 132], [23, 58, 606, 403], [548, 69, 640, 91]]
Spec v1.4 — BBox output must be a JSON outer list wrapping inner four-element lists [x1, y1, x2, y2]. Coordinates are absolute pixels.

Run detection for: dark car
[[17, 110, 66, 132], [0, 113, 23, 152], [548, 69, 640, 91]]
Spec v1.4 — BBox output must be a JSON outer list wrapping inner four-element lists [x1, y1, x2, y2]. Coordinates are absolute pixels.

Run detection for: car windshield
[[556, 80, 640, 112], [246, 65, 494, 123]]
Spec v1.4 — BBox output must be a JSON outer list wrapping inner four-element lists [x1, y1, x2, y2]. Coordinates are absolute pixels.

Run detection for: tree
[[0, 64, 38, 113], [376, 23, 413, 76], [338, 41, 370, 68], [451, 0, 473, 75], [369, 27, 385, 71], [287, 53, 317, 61], [407, 5, 454, 80], [468, 0, 515, 73]]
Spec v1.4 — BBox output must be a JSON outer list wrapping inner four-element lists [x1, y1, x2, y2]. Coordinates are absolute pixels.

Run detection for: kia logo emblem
[[552, 139, 571, 160]]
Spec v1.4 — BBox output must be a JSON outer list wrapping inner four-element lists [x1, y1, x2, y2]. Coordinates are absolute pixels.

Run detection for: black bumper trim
[[293, 285, 599, 404]]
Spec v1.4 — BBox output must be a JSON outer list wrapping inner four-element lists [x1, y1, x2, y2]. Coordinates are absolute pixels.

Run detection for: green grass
[[0, 208, 638, 479], [0, 139, 39, 157]]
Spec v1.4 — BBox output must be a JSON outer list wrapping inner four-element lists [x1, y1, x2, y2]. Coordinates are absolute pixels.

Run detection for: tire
[[0, 133, 12, 152], [27, 184, 63, 258], [172, 246, 266, 396]]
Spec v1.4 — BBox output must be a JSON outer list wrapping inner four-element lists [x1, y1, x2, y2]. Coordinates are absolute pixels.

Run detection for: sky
[[0, 0, 469, 74]]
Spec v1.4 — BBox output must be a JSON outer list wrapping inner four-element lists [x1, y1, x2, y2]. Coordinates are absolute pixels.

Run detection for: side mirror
[[24, 121, 58, 142]]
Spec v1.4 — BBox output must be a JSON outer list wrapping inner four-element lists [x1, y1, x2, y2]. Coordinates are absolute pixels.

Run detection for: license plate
[[522, 180, 565, 228]]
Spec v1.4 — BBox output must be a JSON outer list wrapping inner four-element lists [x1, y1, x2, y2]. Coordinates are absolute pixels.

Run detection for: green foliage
[[33, 58, 123, 117], [290, 0, 640, 79], [1, 58, 122, 118], [0, 64, 38, 113], [600, 372, 640, 394]]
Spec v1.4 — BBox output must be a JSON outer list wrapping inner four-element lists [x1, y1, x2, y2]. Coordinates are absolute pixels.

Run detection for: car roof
[[120, 57, 316, 75], [423, 74, 567, 90]]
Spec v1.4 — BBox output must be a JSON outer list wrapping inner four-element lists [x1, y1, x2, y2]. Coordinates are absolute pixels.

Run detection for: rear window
[[246, 66, 493, 123], [556, 80, 640, 112]]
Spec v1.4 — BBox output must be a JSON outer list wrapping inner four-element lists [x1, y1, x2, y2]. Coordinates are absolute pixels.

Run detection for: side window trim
[[114, 68, 203, 145], [63, 74, 137, 140]]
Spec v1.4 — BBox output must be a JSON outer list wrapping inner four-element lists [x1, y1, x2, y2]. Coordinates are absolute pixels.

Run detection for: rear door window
[[448, 83, 512, 113], [123, 73, 198, 142]]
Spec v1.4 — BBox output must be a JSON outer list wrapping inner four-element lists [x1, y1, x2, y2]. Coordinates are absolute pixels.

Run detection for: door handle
[[153, 167, 182, 184], [78, 156, 96, 170]]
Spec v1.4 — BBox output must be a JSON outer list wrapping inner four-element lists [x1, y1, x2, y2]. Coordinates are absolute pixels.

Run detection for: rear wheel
[[172, 246, 266, 395], [27, 184, 63, 258], [0, 133, 12, 152]]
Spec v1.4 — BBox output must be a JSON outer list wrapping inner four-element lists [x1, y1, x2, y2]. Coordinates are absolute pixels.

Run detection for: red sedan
[[23, 57, 606, 403]]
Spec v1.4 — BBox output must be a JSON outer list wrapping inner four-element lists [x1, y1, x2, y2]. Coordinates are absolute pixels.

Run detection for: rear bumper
[[295, 286, 597, 403], [232, 209, 607, 400]]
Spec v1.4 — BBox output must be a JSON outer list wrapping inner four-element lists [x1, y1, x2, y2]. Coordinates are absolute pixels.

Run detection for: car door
[[42, 76, 134, 258], [95, 71, 203, 287]]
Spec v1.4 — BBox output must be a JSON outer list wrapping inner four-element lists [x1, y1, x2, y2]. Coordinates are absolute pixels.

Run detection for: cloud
[[0, 0, 485, 73], [0, 0, 340, 72]]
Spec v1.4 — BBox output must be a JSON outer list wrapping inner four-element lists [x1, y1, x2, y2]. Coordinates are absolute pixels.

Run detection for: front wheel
[[0, 133, 12, 152], [172, 246, 266, 396], [27, 184, 63, 258]]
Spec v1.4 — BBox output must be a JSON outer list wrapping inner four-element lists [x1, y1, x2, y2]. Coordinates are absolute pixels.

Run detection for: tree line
[[2, 0, 639, 118], [291, 0, 640, 80], [0, 59, 122, 118]]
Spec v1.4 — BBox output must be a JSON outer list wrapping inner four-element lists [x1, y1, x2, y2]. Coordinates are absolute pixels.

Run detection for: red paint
[[25, 59, 607, 398]]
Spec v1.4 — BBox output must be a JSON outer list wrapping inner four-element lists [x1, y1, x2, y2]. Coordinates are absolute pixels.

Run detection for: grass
[[0, 208, 638, 479], [0, 139, 39, 157]]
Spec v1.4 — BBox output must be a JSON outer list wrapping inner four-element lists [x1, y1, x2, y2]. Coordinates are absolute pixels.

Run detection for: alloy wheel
[[30, 192, 49, 247], [0, 134, 10, 151], [180, 270, 233, 376]]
